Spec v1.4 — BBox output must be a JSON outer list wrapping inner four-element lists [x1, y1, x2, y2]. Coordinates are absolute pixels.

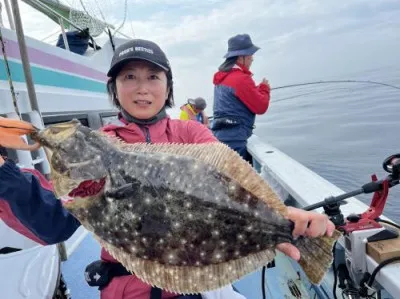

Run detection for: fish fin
[[97, 236, 275, 294], [0, 132, 40, 151], [0, 117, 37, 136], [98, 135, 288, 217], [295, 229, 341, 284]]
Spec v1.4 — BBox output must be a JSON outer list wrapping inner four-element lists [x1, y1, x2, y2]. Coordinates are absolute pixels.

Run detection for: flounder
[[0, 117, 340, 294]]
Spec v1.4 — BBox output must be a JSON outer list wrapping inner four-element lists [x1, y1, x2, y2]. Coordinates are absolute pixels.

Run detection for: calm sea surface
[[255, 66, 400, 223]]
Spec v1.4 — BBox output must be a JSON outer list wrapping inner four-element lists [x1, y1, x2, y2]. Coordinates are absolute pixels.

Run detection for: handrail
[[58, 16, 70, 52]]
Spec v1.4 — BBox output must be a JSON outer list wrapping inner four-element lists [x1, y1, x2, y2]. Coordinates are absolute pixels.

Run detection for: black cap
[[107, 39, 170, 77], [188, 97, 207, 110]]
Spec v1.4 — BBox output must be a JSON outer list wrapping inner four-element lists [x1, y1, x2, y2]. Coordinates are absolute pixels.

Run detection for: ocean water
[[254, 66, 400, 223]]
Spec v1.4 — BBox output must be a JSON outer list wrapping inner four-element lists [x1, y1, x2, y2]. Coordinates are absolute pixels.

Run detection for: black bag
[[0, 247, 21, 254], [84, 260, 163, 298], [84, 260, 129, 290]]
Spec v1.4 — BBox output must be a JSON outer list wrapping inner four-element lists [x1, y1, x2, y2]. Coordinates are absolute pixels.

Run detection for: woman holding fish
[[0, 39, 335, 299]]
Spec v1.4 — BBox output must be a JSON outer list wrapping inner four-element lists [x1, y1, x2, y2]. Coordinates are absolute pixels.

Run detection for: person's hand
[[0, 135, 40, 151], [0, 156, 4, 166], [261, 78, 269, 87], [276, 207, 335, 261]]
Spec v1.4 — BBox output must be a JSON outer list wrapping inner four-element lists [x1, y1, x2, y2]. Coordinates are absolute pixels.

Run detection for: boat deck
[[62, 235, 100, 298]]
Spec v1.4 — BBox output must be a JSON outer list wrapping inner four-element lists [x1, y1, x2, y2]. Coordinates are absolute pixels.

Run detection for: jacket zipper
[[141, 127, 151, 143]]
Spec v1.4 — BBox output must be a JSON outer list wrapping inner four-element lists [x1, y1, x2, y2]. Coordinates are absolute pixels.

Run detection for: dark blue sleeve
[[0, 159, 81, 244]]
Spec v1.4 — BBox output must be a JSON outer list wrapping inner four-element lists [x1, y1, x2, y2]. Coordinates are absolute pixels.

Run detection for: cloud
[[3, 0, 400, 114]]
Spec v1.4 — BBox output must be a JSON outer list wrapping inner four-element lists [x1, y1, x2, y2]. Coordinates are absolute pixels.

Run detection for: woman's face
[[115, 61, 169, 119], [238, 55, 254, 69]]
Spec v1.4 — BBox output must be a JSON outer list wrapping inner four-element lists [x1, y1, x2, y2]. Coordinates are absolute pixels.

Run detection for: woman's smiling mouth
[[134, 100, 152, 105]]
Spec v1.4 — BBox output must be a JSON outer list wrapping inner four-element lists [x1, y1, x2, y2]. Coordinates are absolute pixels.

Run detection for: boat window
[[100, 115, 119, 126], [43, 114, 89, 127]]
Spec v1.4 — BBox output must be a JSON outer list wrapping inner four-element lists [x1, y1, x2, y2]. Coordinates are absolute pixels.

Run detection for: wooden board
[[367, 237, 400, 263]]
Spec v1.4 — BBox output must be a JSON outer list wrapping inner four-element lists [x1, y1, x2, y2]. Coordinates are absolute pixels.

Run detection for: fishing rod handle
[[303, 188, 364, 211]]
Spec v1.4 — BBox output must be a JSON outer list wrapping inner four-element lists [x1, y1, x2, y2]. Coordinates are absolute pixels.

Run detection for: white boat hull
[[0, 221, 60, 299]]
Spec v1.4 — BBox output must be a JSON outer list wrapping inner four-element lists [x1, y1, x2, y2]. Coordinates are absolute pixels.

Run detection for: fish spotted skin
[[71, 150, 293, 267]]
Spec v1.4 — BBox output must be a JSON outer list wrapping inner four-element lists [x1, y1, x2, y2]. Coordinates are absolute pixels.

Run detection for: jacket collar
[[118, 113, 170, 139], [232, 63, 252, 75]]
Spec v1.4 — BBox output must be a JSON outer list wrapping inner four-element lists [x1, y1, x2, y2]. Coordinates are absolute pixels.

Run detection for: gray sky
[[2, 0, 400, 112]]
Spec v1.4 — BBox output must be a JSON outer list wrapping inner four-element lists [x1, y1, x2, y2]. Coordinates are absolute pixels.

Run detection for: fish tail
[[0, 117, 39, 151], [295, 230, 341, 284]]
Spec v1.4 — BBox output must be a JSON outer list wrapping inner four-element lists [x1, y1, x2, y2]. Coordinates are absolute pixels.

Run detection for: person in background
[[180, 97, 209, 127], [211, 33, 270, 163]]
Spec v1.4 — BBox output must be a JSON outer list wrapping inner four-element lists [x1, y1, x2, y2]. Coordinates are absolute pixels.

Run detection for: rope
[[113, 0, 128, 37], [94, 0, 108, 23], [0, 27, 20, 118], [72, 0, 131, 38], [41, 29, 62, 42], [78, 0, 93, 20]]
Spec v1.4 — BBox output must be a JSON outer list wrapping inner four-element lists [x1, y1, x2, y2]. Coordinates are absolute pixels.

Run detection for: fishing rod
[[271, 80, 400, 91], [304, 153, 400, 229], [303, 154, 400, 299], [273, 87, 353, 103]]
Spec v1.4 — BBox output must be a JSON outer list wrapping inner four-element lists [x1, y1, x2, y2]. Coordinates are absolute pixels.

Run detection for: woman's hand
[[276, 207, 335, 261], [0, 156, 5, 166], [261, 78, 270, 87]]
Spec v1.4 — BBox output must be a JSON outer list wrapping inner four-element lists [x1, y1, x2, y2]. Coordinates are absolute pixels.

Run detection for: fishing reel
[[382, 153, 400, 180], [304, 153, 400, 231], [304, 154, 400, 298]]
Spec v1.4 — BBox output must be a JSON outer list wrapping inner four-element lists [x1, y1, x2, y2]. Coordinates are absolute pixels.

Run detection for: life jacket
[[181, 104, 207, 125]]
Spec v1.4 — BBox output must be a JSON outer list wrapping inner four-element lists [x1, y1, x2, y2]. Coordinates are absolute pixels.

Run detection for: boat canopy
[[21, 0, 112, 37]]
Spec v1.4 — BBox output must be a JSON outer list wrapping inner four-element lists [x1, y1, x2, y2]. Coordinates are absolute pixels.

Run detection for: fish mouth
[[67, 178, 106, 198], [36, 120, 81, 149]]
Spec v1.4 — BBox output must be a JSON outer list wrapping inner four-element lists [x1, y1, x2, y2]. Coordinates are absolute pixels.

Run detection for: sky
[[1, 0, 400, 113]]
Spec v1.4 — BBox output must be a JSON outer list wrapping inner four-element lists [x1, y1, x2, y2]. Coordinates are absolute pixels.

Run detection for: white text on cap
[[119, 47, 154, 57]]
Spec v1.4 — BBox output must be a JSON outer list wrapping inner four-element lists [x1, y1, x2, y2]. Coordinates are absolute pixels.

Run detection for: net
[[21, 0, 119, 37]]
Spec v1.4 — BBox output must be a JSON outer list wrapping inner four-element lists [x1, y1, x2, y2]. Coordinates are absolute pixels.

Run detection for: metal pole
[[10, 0, 40, 112], [3, 0, 15, 30], [59, 17, 70, 52], [0, 2, 3, 27]]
